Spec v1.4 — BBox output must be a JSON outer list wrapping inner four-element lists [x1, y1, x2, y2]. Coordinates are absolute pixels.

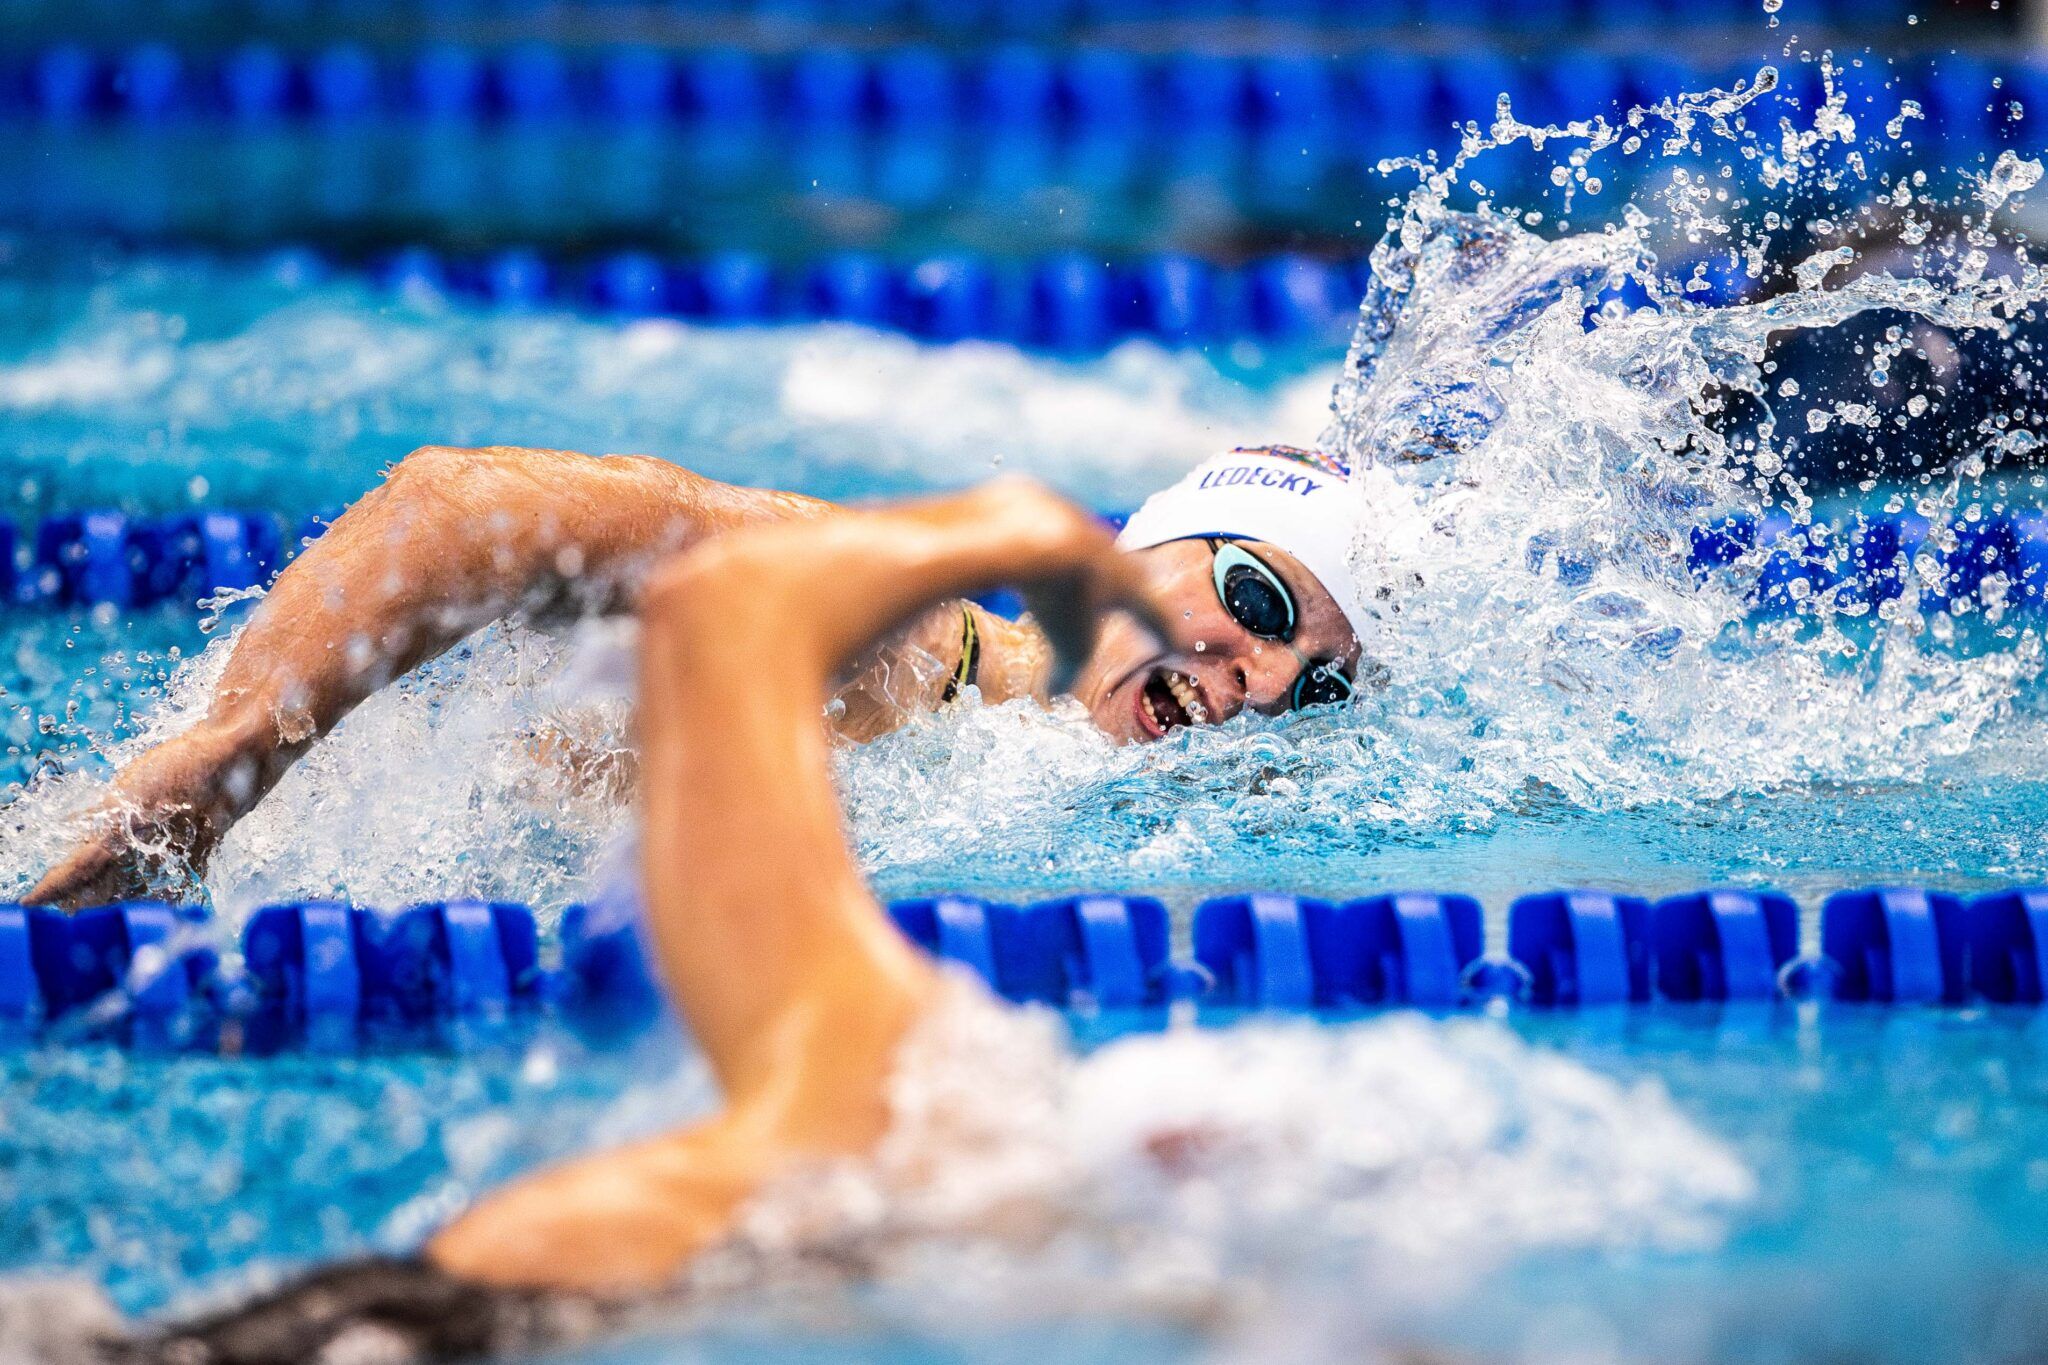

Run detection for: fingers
[[26, 837, 152, 912], [1088, 544, 1201, 659], [1015, 569, 1097, 696]]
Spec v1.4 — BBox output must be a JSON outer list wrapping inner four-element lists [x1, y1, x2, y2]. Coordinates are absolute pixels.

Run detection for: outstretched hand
[[26, 724, 250, 910]]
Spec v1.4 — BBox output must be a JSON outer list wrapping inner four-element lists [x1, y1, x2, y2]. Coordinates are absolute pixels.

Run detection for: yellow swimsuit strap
[[941, 604, 981, 703]]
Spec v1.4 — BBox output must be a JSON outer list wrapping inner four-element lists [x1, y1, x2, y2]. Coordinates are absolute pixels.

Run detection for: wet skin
[[27, 447, 1358, 909], [1068, 536, 1362, 745]]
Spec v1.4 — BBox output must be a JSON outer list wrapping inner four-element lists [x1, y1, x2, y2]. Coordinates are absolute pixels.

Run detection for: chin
[[1087, 689, 1148, 744]]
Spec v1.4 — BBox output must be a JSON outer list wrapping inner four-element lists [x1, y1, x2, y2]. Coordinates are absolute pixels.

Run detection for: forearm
[[429, 483, 1166, 1295], [638, 483, 1122, 1104], [193, 445, 832, 776]]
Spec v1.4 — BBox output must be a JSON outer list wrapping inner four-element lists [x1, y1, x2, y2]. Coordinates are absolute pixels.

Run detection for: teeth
[[1141, 689, 1162, 730], [1165, 671, 1206, 723]]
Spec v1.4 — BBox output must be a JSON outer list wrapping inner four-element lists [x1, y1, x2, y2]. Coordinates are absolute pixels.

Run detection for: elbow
[[383, 444, 535, 504]]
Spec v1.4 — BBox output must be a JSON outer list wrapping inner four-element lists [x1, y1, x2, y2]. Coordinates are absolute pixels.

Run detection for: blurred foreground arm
[[426, 478, 1181, 1294], [29, 444, 830, 910]]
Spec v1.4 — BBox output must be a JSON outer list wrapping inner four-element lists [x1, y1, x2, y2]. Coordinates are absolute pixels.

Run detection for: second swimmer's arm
[[427, 480, 1178, 1294], [28, 444, 830, 909]]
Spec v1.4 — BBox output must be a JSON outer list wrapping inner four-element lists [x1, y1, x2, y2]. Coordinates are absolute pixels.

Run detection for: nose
[[1231, 641, 1305, 715]]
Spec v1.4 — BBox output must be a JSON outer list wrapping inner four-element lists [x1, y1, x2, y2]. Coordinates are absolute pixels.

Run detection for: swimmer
[[30, 443, 1368, 909], [98, 478, 1199, 1364]]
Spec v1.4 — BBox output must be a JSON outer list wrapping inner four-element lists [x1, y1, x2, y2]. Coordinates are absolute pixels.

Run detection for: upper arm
[[375, 445, 838, 616]]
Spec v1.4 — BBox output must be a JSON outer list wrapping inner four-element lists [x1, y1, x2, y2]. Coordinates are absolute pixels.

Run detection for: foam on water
[[528, 987, 1751, 1352]]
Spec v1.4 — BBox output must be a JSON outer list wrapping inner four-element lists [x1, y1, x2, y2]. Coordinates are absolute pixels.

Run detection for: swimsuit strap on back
[[941, 603, 981, 704]]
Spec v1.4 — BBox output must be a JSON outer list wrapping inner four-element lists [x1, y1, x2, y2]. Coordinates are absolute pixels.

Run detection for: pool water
[[6, 1004, 2048, 1365], [7, 62, 2048, 1365]]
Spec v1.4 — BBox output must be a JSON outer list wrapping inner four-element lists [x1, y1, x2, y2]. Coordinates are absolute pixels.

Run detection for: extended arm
[[29, 444, 831, 909], [426, 478, 1179, 1294]]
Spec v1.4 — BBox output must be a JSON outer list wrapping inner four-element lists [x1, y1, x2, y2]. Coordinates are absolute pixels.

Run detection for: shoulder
[[966, 608, 1051, 705]]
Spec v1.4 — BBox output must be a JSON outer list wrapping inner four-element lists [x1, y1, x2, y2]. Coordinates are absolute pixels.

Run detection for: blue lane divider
[[4, 881, 2048, 1051], [1649, 889, 1799, 1001], [394, 245, 1363, 348], [242, 900, 364, 1050], [888, 896, 1003, 986], [1507, 890, 1652, 1005], [1191, 893, 1326, 1008], [364, 899, 539, 1025], [12, 506, 2048, 616], [1821, 886, 1969, 1004], [1344, 891, 1485, 1006], [7, 509, 285, 610], [0, 43, 1963, 137], [1967, 888, 2048, 1004]]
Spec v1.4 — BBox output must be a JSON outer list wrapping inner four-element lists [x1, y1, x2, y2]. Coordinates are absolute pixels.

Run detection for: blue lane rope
[[0, 883, 2041, 1051], [367, 246, 1372, 347], [0, 0, 1909, 43], [0, 43, 2000, 144], [6, 504, 2048, 617]]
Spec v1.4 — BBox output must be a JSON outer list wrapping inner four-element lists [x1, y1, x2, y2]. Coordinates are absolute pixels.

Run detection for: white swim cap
[[1116, 446, 1368, 643]]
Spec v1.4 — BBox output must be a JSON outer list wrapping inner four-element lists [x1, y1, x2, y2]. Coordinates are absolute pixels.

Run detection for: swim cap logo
[[1195, 463, 1323, 497]]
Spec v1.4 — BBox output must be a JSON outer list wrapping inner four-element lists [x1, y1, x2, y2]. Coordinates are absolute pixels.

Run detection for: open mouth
[[1136, 667, 1207, 738]]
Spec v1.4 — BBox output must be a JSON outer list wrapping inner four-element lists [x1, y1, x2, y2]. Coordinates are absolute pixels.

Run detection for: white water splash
[[716, 985, 1751, 1334]]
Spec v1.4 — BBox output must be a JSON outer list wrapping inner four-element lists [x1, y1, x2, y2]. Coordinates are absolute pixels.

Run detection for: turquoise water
[[1, 250, 2047, 1363], [11, 104, 2048, 1357]]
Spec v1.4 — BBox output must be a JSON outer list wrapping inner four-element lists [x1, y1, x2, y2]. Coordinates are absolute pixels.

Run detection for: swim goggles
[[1204, 538, 1355, 711]]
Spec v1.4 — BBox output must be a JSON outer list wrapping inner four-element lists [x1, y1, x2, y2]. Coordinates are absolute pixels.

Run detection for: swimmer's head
[[1069, 447, 1368, 744]]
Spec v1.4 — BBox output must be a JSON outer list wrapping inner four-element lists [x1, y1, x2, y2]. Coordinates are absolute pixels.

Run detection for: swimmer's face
[[1069, 538, 1362, 744]]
